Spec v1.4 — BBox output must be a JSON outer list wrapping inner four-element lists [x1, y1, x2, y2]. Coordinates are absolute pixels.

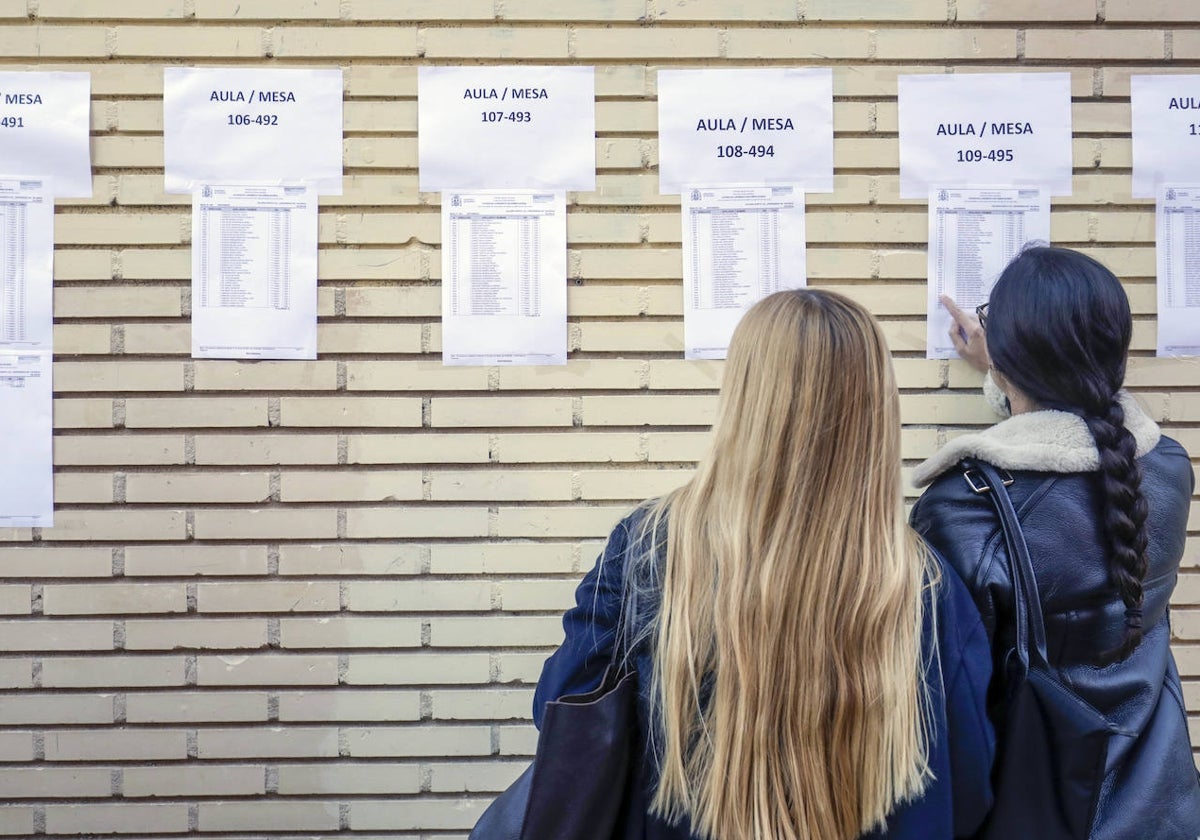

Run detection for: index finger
[[939, 294, 972, 326]]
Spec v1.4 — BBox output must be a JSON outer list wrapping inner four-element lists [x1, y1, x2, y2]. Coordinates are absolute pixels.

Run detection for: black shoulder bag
[[965, 460, 1113, 840], [469, 597, 640, 839]]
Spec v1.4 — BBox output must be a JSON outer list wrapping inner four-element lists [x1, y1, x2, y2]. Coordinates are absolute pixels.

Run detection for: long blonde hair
[[642, 289, 936, 840]]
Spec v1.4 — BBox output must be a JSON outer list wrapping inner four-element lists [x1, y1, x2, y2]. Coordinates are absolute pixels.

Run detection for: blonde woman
[[533, 289, 995, 840]]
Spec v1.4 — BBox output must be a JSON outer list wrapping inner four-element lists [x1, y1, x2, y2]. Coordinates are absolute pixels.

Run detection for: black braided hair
[[986, 246, 1149, 661]]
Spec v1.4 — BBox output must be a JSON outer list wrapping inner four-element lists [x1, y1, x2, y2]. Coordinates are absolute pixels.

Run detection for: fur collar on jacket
[[912, 391, 1161, 488]]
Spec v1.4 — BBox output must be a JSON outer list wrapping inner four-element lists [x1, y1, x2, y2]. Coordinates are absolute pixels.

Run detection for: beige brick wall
[[0, 0, 1195, 836]]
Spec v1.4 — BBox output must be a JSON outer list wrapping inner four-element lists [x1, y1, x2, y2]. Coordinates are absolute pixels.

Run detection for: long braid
[[1081, 397, 1150, 662]]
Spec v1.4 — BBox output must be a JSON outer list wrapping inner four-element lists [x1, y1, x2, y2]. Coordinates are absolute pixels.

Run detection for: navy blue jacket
[[534, 510, 995, 839]]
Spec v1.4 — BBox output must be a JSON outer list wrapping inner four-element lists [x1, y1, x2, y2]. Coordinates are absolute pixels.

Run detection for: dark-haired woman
[[912, 246, 1200, 839]]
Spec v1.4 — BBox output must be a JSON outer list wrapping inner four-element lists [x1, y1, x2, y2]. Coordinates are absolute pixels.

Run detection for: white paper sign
[[0, 178, 53, 350], [0, 351, 52, 528], [1131, 76, 1200, 198], [164, 68, 343, 194], [899, 73, 1073, 198], [658, 69, 833, 195], [1155, 184, 1200, 356], [192, 184, 318, 359], [419, 67, 595, 192], [682, 184, 806, 360], [927, 186, 1049, 359], [441, 191, 567, 365], [0, 72, 91, 197]]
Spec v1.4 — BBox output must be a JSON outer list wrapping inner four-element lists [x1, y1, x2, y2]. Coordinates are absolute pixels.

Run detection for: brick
[[114, 25, 266, 56], [278, 543, 423, 576], [351, 799, 486, 831], [279, 469, 423, 502], [55, 435, 186, 466], [125, 618, 269, 650], [0, 733, 34, 761], [957, 0, 1095, 19], [43, 583, 186, 615], [199, 800, 341, 833], [0, 620, 113, 651], [125, 397, 269, 428], [653, 0, 792, 19], [431, 396, 574, 428], [0, 25, 108, 56], [126, 472, 271, 503], [344, 653, 490, 685], [193, 433, 339, 465], [807, 0, 946, 19], [430, 759, 526, 793], [422, 26, 568, 58], [433, 688, 532, 720], [503, 0, 642, 18], [0, 694, 112, 725], [878, 28, 1017, 58], [430, 543, 582, 574], [344, 506, 489, 538], [196, 726, 339, 758], [46, 806, 184, 840], [497, 725, 538, 755], [725, 27, 871, 58], [196, 581, 340, 613], [279, 396, 423, 427], [1025, 28, 1164, 60], [351, 0, 493, 18], [344, 580, 491, 612], [277, 689, 422, 721], [55, 360, 184, 392], [275, 25, 418, 56], [491, 431, 643, 463], [318, 323, 423, 355], [579, 467, 692, 499], [54, 399, 114, 430], [124, 544, 268, 576], [193, 508, 340, 541], [345, 360, 490, 391], [0, 808, 33, 837], [499, 580, 579, 611], [57, 213, 179, 245], [497, 504, 629, 538], [279, 617, 423, 648], [41, 656, 185, 688], [0, 547, 111, 578], [343, 286, 437, 317], [198, 654, 339, 686], [196, 0, 339, 17], [348, 433, 491, 465], [582, 394, 717, 426], [428, 470, 573, 501], [44, 729, 187, 760], [1107, 0, 1196, 20], [277, 762, 422, 795], [345, 725, 491, 757], [55, 324, 111, 354], [38, 0, 188, 16], [0, 585, 31, 615], [194, 360, 338, 391], [124, 764, 266, 798], [578, 321, 681, 352], [126, 691, 268, 722], [0, 767, 111, 798], [0, 657, 31, 691], [573, 26, 720, 57]]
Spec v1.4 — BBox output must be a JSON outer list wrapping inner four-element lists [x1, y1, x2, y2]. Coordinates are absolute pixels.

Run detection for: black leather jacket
[[911, 436, 1200, 840]]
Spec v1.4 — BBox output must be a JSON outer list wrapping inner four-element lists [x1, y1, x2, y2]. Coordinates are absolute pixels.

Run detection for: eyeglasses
[[975, 302, 989, 331]]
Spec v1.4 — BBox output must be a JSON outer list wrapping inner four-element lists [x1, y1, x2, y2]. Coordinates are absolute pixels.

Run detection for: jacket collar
[[912, 391, 1161, 488]]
